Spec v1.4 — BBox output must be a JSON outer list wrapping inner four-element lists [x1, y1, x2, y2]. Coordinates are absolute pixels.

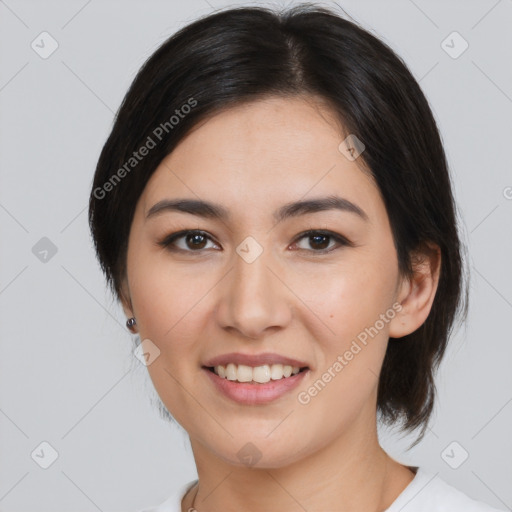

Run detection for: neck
[[184, 419, 414, 512]]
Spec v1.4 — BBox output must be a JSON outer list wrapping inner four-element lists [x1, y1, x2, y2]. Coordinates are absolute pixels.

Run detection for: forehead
[[173, 95, 353, 164], [140, 96, 381, 221]]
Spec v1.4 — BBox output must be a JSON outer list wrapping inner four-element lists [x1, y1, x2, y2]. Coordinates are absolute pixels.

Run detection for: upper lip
[[203, 352, 309, 368]]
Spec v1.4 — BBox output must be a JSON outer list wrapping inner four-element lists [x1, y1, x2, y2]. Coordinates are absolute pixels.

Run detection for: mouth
[[203, 363, 309, 384], [201, 352, 311, 404]]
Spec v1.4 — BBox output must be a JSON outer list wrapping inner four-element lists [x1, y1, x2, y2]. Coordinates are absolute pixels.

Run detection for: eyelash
[[157, 229, 353, 254]]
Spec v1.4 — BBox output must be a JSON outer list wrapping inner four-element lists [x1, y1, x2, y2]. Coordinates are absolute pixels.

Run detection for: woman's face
[[123, 96, 410, 467]]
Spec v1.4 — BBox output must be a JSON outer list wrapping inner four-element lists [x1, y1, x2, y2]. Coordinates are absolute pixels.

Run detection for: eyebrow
[[146, 195, 369, 223]]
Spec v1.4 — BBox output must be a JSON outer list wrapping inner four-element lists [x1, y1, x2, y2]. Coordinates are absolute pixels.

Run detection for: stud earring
[[126, 317, 137, 333]]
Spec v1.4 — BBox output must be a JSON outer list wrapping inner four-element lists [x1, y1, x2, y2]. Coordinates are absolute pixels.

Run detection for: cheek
[[127, 253, 214, 424], [128, 246, 216, 341], [296, 249, 399, 342], [293, 260, 398, 428]]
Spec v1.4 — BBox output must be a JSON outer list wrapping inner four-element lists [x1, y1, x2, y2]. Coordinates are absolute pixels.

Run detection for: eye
[[158, 230, 219, 252], [158, 229, 353, 254], [290, 230, 352, 253]]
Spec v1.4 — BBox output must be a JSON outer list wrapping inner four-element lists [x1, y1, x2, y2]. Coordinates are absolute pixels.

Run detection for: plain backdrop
[[0, 0, 511, 511]]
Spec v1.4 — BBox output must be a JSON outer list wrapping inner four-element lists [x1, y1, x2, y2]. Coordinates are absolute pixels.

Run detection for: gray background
[[0, 0, 511, 510]]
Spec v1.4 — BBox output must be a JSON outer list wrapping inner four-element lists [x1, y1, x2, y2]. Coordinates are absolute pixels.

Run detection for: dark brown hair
[[88, 3, 468, 446]]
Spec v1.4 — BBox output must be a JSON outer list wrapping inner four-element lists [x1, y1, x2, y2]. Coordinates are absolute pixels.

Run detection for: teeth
[[253, 365, 271, 383], [237, 364, 253, 382], [270, 364, 283, 380], [226, 363, 237, 381], [213, 363, 302, 383]]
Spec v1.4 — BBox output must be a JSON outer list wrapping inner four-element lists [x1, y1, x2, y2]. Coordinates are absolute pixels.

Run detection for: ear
[[389, 242, 441, 338], [119, 277, 137, 331]]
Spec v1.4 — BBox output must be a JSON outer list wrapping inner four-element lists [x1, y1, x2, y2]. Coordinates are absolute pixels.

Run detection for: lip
[[203, 352, 309, 369], [203, 366, 309, 405]]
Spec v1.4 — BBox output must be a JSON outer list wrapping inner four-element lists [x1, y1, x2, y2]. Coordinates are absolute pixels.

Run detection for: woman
[[88, 3, 503, 511]]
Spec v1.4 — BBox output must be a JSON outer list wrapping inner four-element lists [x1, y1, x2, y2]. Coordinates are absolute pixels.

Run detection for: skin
[[120, 95, 441, 512]]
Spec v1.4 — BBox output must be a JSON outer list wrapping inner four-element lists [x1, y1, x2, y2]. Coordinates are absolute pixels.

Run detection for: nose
[[216, 246, 292, 340]]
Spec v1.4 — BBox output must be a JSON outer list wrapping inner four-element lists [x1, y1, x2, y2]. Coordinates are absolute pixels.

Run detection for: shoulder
[[386, 467, 505, 512], [137, 479, 198, 512]]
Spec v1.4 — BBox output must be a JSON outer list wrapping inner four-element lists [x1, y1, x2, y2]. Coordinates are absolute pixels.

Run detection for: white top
[[139, 467, 505, 512]]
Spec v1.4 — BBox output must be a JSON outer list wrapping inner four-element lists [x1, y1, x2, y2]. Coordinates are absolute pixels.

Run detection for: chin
[[204, 434, 313, 470]]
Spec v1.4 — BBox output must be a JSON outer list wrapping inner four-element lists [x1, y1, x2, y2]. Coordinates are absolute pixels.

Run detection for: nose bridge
[[218, 239, 290, 338], [233, 242, 271, 296]]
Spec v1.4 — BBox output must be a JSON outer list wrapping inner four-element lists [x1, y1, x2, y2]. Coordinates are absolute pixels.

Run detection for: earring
[[126, 317, 137, 333]]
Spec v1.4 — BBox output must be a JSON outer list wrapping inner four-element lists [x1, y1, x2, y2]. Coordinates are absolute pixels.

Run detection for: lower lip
[[203, 367, 309, 405]]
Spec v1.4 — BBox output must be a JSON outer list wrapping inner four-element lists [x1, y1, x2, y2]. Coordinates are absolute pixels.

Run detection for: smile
[[203, 365, 309, 405], [208, 363, 305, 383]]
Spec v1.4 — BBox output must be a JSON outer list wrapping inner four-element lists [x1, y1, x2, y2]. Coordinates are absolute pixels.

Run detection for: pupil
[[311, 234, 329, 250], [188, 233, 206, 249]]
